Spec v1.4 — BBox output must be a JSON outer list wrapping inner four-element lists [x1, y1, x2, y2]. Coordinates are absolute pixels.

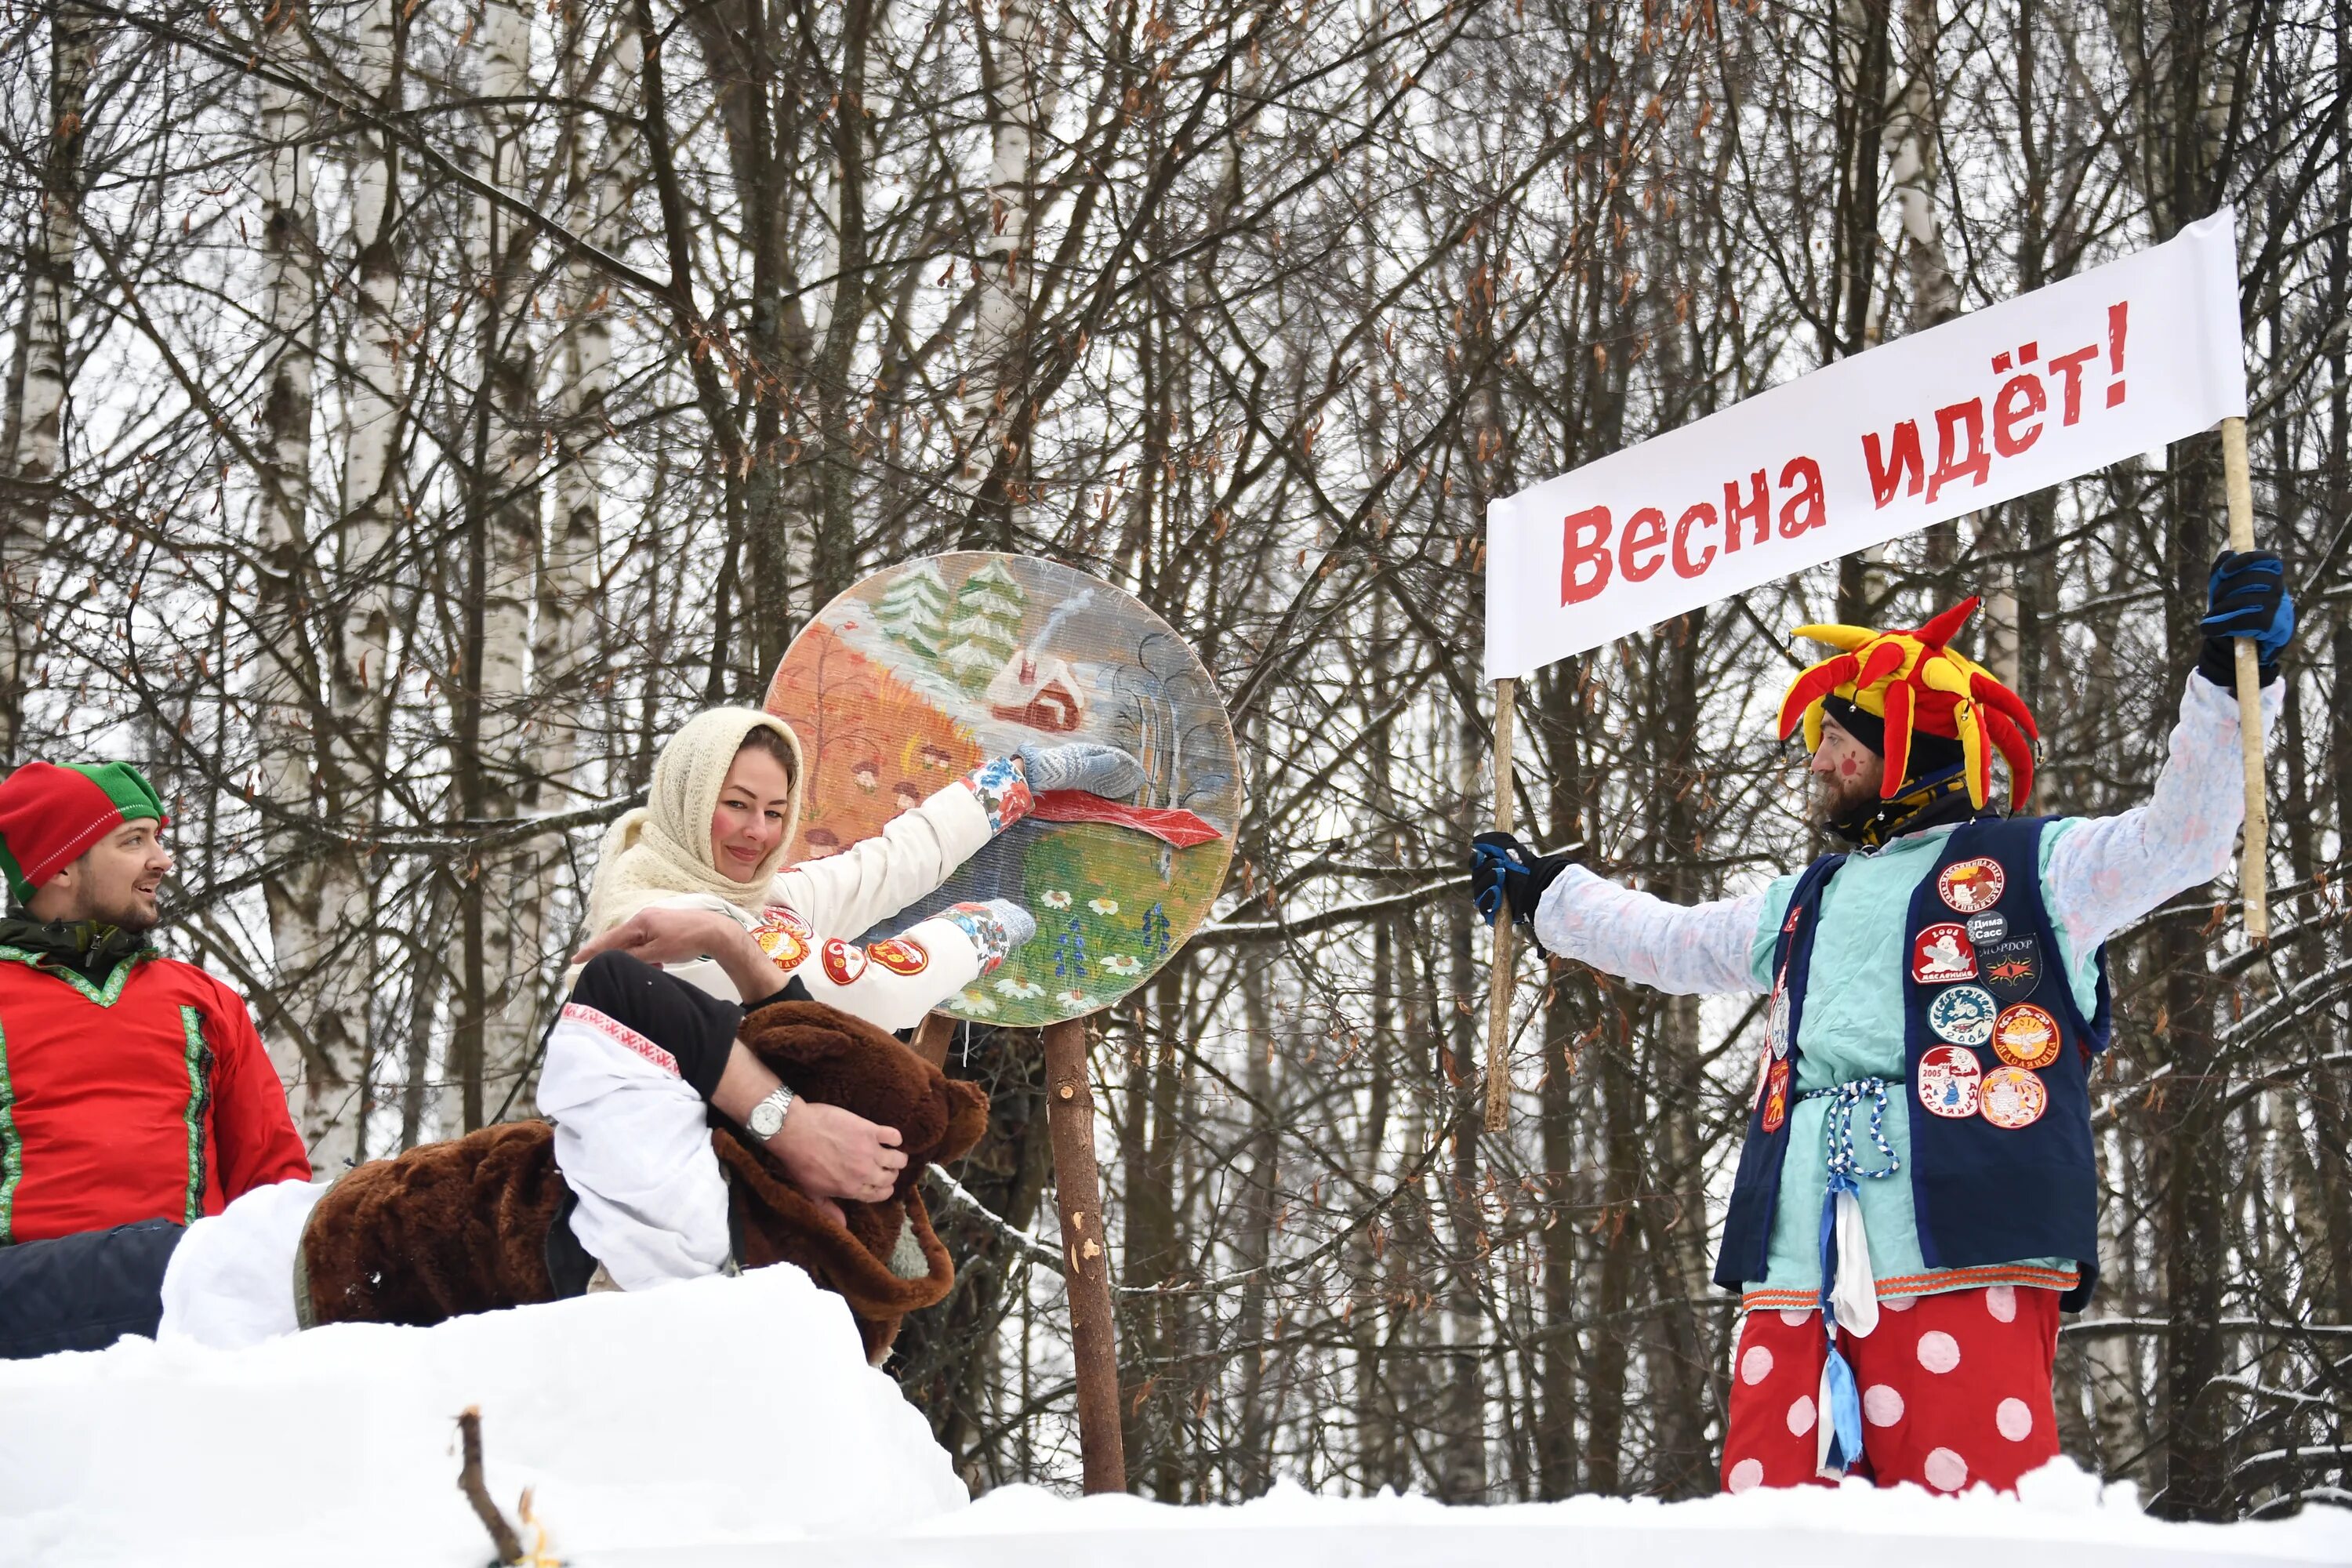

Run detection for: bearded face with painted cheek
[[1808, 714, 1886, 826]]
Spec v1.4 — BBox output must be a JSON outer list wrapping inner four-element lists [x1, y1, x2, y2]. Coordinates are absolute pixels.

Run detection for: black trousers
[[0, 1218, 183, 1359]]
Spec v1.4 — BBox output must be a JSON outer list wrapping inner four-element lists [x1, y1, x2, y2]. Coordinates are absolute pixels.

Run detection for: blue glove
[[2198, 550, 2293, 688], [1469, 832, 1571, 928]]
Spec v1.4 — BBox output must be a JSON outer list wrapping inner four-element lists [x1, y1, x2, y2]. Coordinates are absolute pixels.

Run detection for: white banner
[[1483, 209, 2248, 681]]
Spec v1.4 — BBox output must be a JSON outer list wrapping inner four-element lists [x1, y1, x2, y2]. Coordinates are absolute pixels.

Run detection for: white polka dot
[[1924, 1447, 1969, 1492], [1882, 1294, 1916, 1312], [1985, 1285, 2016, 1323], [1741, 1345, 1775, 1385], [1996, 1397, 2034, 1440], [1864, 1384, 1906, 1426], [1787, 1394, 1817, 1436], [1727, 1457, 1766, 1493], [1916, 1330, 1962, 1374], [1780, 1308, 1813, 1327]]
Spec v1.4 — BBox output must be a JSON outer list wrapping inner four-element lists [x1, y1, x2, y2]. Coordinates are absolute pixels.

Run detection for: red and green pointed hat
[[0, 762, 169, 903]]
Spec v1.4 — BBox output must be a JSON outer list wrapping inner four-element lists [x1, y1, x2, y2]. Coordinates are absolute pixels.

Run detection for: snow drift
[[3, 1261, 2345, 1568], [0, 1264, 966, 1566]]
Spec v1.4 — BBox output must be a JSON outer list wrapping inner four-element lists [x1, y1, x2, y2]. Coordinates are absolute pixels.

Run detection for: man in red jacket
[[0, 760, 310, 1356]]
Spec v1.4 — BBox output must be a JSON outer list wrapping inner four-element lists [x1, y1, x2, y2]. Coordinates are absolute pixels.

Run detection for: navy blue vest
[[1713, 816, 2111, 1312]]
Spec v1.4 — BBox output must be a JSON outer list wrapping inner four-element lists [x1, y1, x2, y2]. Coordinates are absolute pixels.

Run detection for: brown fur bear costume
[[296, 998, 989, 1360]]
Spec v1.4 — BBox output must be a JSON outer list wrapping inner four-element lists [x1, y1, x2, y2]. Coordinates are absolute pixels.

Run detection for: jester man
[[1471, 552, 2293, 1494]]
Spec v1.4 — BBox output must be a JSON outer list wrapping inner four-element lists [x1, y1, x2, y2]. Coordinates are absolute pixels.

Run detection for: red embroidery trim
[[559, 1001, 680, 1077]]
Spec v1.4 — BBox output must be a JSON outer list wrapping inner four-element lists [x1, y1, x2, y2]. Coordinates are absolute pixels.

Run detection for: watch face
[[750, 1094, 788, 1138]]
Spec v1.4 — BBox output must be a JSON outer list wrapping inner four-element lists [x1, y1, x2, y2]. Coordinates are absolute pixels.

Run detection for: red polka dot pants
[[1719, 1284, 2060, 1495]]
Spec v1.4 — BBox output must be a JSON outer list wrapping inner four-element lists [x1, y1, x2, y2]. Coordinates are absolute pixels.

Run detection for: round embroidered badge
[[868, 935, 931, 976], [1926, 984, 1998, 1047], [1767, 981, 1791, 1060], [1991, 1003, 2061, 1069], [1964, 911, 2008, 945], [1980, 1065, 2049, 1129], [1917, 1044, 1983, 1118], [1937, 857, 2006, 914], [821, 938, 868, 987]]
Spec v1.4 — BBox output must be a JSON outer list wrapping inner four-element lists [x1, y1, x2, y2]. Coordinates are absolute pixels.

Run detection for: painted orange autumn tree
[[766, 622, 981, 857]]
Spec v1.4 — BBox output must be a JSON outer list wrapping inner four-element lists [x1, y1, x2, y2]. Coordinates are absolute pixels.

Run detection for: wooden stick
[[2220, 416, 2270, 942], [456, 1406, 525, 1566], [909, 1011, 957, 1069], [1483, 676, 1517, 1133], [1040, 1015, 1127, 1494]]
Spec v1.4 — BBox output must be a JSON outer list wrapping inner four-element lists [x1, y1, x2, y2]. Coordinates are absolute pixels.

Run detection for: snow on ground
[[3, 1262, 2346, 1568], [763, 1472, 2351, 1568], [0, 1265, 965, 1567]]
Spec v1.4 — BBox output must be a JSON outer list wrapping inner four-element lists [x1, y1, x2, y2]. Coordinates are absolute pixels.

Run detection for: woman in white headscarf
[[546, 708, 1138, 1292]]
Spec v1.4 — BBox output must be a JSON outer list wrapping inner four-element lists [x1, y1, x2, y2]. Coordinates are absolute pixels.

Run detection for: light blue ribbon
[[1801, 1078, 1902, 1475]]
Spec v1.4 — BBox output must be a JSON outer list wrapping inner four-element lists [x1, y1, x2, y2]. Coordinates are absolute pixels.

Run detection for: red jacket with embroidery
[[0, 949, 310, 1244]]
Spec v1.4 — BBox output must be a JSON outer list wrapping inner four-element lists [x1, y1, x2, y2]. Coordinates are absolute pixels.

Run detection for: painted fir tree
[[941, 560, 1026, 688], [874, 558, 950, 659]]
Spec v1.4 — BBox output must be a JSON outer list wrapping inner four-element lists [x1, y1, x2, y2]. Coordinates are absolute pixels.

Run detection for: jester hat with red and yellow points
[[1774, 597, 2038, 809]]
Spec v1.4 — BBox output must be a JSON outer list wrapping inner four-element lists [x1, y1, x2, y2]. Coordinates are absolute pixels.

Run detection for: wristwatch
[[746, 1084, 795, 1142]]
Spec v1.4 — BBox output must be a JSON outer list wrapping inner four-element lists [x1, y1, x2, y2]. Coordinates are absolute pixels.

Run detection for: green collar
[[0, 919, 155, 1007]]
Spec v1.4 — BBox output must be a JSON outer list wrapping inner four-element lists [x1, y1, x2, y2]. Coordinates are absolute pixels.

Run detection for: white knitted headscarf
[[584, 707, 807, 935]]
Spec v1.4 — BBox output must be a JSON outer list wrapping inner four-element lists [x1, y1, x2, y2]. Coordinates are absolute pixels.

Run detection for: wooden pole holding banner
[[1483, 677, 1518, 1132], [1040, 1015, 1127, 1493], [2219, 416, 2270, 942]]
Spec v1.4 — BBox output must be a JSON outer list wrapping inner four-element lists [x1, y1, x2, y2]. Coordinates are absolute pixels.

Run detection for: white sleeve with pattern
[[537, 1002, 731, 1293], [1530, 863, 1769, 996], [769, 760, 1018, 941], [749, 901, 1019, 1033], [2043, 673, 2285, 954]]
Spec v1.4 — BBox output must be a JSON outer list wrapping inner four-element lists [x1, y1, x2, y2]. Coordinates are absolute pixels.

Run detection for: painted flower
[[1055, 989, 1098, 1010], [959, 989, 999, 1016], [1099, 953, 1143, 977], [996, 977, 1046, 999], [1088, 897, 1120, 916], [1040, 889, 1073, 909]]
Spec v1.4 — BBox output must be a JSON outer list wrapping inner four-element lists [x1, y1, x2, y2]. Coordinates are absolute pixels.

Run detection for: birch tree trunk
[[2, 2, 101, 761], [252, 3, 350, 1161], [303, 0, 408, 1165], [532, 1, 630, 953], [958, 0, 1037, 546], [464, 0, 544, 1126]]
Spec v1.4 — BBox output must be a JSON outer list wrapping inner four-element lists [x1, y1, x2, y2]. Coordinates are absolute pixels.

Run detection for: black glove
[[2198, 549, 2293, 688], [1469, 832, 1572, 928]]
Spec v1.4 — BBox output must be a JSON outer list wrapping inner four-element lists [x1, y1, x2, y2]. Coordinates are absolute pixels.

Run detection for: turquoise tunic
[[1741, 819, 2100, 1298]]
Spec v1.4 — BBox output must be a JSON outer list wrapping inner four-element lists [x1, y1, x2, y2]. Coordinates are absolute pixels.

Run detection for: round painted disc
[[764, 553, 1241, 1027]]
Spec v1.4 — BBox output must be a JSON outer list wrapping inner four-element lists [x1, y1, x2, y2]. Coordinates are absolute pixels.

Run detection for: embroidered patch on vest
[[1965, 912, 2008, 945], [1761, 1058, 1791, 1133], [1991, 1003, 2061, 1069], [1980, 937, 2042, 1003], [1936, 858, 2006, 913], [1911, 923, 1977, 982], [868, 935, 931, 976], [821, 938, 868, 987], [1917, 1044, 1983, 1118], [1980, 1065, 2049, 1128], [1766, 975, 1791, 1059], [1926, 984, 1998, 1046]]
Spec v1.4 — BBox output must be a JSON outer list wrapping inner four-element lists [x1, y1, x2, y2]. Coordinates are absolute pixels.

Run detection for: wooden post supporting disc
[[909, 1011, 957, 1069], [1040, 1015, 1127, 1494]]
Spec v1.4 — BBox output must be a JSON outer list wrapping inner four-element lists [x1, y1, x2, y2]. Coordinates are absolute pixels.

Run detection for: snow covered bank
[[6, 1266, 2346, 1568], [748, 1474, 2343, 1568], [0, 1265, 967, 1568]]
